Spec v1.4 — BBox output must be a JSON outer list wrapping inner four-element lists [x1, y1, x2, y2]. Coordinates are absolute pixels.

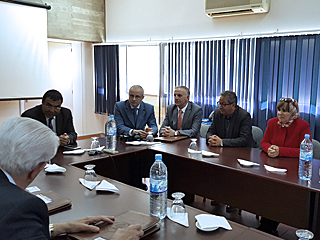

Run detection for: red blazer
[[261, 117, 311, 158]]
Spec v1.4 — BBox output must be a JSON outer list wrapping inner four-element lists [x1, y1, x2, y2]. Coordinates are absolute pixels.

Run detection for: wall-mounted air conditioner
[[205, 0, 270, 18]]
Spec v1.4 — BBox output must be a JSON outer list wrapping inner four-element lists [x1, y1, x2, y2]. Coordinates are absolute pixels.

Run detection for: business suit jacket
[[21, 105, 77, 144], [0, 170, 50, 240], [206, 106, 254, 147], [160, 101, 203, 138], [114, 100, 158, 136]]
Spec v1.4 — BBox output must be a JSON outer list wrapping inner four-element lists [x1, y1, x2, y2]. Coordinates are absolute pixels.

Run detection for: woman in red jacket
[[261, 98, 311, 158], [258, 98, 312, 236]]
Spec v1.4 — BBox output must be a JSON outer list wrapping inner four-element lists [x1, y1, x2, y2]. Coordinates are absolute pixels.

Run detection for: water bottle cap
[[155, 154, 162, 160], [305, 134, 310, 139], [110, 115, 114, 119]]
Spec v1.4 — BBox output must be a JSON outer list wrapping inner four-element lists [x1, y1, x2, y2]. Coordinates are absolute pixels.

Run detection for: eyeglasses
[[280, 98, 297, 108], [129, 94, 143, 99], [44, 104, 61, 110], [217, 101, 232, 107]]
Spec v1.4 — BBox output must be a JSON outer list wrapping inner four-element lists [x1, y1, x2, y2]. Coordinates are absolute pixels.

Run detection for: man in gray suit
[[206, 90, 254, 147], [160, 86, 203, 138]]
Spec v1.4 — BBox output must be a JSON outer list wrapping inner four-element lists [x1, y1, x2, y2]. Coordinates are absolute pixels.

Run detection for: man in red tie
[[160, 86, 202, 138]]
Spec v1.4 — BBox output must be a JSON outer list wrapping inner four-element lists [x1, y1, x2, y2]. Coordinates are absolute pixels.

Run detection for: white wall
[[73, 42, 109, 135], [106, 0, 320, 41], [0, 41, 109, 136]]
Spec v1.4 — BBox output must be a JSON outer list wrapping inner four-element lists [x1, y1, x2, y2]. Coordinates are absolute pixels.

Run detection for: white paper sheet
[[167, 207, 189, 227], [79, 178, 100, 190], [195, 214, 232, 230], [95, 180, 120, 194]]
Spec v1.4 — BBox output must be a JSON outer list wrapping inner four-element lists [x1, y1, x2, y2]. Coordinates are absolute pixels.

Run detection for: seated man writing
[[22, 89, 77, 146], [0, 117, 143, 240]]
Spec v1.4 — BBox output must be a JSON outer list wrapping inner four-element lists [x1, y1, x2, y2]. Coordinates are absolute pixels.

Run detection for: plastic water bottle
[[106, 115, 117, 150], [150, 154, 167, 219], [299, 134, 313, 180]]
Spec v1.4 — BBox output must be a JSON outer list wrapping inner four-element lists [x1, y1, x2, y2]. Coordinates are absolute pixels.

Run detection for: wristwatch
[[221, 140, 223, 146], [175, 131, 179, 136]]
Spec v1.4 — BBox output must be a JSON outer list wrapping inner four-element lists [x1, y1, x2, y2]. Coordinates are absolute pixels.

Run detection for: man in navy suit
[[22, 89, 77, 146], [160, 86, 203, 138], [0, 117, 143, 240], [114, 85, 158, 138]]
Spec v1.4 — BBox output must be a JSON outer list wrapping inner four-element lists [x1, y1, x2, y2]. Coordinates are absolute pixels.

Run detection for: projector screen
[[0, 1, 48, 100]]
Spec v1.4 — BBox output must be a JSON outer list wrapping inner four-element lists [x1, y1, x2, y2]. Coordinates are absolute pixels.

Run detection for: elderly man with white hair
[[0, 117, 143, 240]]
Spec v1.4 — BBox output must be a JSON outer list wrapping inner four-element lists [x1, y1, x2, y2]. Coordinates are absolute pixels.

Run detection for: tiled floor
[[142, 178, 298, 240]]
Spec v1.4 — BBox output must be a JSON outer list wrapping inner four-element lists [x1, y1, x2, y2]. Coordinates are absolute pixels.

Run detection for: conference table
[[36, 137, 320, 239]]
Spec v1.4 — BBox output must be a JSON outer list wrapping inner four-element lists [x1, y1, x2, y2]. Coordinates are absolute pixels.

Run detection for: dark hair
[[220, 90, 237, 105], [42, 90, 63, 103], [175, 86, 190, 97]]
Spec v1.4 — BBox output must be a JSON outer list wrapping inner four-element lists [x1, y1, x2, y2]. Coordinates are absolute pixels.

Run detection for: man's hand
[[133, 130, 148, 139], [208, 135, 222, 147], [160, 126, 175, 137], [267, 145, 279, 158], [111, 224, 144, 240], [52, 216, 115, 237], [59, 133, 69, 146]]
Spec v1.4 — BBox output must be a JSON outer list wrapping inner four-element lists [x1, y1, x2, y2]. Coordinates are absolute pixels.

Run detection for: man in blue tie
[[114, 85, 158, 138]]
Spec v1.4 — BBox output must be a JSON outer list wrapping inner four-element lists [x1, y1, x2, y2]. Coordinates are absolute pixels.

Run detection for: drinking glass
[[146, 132, 154, 142], [170, 192, 186, 220], [189, 138, 198, 151], [91, 137, 100, 149], [84, 164, 97, 181], [296, 230, 314, 240]]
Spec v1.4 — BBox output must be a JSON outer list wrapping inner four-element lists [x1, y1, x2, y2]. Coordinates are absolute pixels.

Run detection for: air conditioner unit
[[205, 0, 270, 18]]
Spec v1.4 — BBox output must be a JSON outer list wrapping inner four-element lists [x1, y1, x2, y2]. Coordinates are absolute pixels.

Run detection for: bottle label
[[150, 179, 167, 193], [300, 152, 313, 161], [107, 128, 117, 136]]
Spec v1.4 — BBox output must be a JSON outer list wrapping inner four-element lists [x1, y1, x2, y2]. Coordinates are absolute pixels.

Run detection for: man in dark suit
[[206, 90, 254, 147], [160, 86, 203, 138], [0, 117, 143, 240], [114, 85, 158, 138], [21, 89, 77, 146]]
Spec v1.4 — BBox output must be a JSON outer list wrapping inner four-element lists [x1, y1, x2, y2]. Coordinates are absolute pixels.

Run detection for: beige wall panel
[[29, 0, 105, 42]]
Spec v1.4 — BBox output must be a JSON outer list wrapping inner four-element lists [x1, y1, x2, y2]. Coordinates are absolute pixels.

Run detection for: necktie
[[177, 109, 183, 130], [133, 108, 138, 126], [48, 118, 54, 131]]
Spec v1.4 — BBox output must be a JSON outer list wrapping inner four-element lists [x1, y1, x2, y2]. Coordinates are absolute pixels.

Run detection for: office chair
[[312, 139, 320, 159], [252, 126, 263, 149], [200, 124, 210, 138]]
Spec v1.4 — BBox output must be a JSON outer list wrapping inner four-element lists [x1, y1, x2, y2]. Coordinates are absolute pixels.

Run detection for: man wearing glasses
[[206, 90, 254, 147], [22, 89, 77, 146], [160, 86, 203, 138], [114, 85, 158, 138]]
